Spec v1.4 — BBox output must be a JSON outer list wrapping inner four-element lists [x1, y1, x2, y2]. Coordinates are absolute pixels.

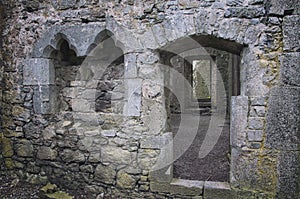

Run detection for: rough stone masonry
[[0, 0, 299, 198]]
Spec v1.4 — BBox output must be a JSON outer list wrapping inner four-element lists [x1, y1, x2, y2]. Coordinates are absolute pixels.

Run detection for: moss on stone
[[2, 136, 13, 157], [4, 158, 14, 169], [45, 191, 74, 199]]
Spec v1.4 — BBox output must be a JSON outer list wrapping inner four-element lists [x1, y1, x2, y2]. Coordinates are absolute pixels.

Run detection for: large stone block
[[61, 149, 85, 163], [37, 146, 57, 160], [276, 151, 300, 198], [280, 52, 300, 87], [265, 87, 300, 150], [224, 7, 265, 18], [101, 145, 131, 165], [94, 164, 116, 185], [15, 139, 33, 157], [230, 96, 249, 147], [116, 170, 137, 189], [283, 16, 300, 52], [23, 58, 55, 86]]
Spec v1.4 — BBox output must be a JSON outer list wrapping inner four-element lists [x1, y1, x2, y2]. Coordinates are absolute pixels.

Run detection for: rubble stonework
[[0, 0, 299, 198]]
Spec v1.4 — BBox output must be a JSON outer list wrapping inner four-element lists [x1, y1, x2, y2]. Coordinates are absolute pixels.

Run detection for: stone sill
[[150, 179, 231, 197]]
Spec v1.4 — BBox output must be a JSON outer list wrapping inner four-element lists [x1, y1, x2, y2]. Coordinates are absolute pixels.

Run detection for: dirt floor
[[171, 113, 230, 182]]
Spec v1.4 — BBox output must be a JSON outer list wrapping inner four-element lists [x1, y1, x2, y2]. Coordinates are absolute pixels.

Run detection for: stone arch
[[31, 24, 107, 58]]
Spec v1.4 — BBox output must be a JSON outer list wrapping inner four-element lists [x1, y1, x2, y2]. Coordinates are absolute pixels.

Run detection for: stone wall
[[0, 0, 299, 198]]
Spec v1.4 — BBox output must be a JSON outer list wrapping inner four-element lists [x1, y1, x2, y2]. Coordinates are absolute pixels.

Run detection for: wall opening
[[160, 37, 241, 182], [51, 39, 85, 112]]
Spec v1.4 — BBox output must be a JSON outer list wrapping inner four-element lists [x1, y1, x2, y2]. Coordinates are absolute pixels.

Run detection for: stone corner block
[[283, 15, 300, 52], [230, 96, 249, 148], [23, 58, 55, 86], [280, 52, 300, 87], [265, 87, 300, 150], [276, 151, 300, 198]]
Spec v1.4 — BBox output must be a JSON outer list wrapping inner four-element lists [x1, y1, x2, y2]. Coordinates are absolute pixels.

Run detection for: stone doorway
[[161, 40, 241, 182]]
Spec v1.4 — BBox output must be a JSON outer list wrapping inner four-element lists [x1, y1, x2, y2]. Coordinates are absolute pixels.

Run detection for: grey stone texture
[[203, 181, 234, 199], [280, 52, 300, 87], [37, 147, 57, 160], [230, 96, 249, 147], [269, 0, 300, 15], [277, 151, 300, 199], [247, 130, 263, 142], [23, 58, 55, 86], [95, 164, 116, 185], [265, 87, 300, 150], [1, 0, 300, 198], [283, 15, 300, 52], [32, 24, 107, 58]]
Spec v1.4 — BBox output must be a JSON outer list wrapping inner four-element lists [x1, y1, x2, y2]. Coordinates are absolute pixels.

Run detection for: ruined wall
[[0, 0, 299, 198]]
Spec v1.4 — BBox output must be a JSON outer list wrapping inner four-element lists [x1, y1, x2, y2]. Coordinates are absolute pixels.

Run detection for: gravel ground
[[0, 173, 97, 199], [0, 174, 41, 199], [172, 114, 230, 182]]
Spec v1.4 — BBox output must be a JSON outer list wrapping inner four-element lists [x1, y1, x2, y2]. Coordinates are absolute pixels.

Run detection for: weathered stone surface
[[277, 151, 300, 198], [230, 96, 248, 147], [249, 106, 266, 117], [265, 87, 300, 150], [101, 146, 131, 165], [283, 16, 300, 52], [230, 148, 259, 189], [280, 52, 300, 86], [248, 117, 264, 130], [37, 147, 57, 160], [32, 24, 106, 58], [123, 79, 142, 116], [138, 149, 160, 170], [101, 130, 117, 137], [2, 137, 14, 158], [150, 179, 203, 196], [116, 170, 137, 189], [15, 139, 33, 157], [140, 133, 172, 149], [72, 99, 93, 113], [79, 165, 94, 173], [225, 7, 265, 18], [95, 164, 116, 184], [204, 181, 234, 199], [23, 58, 55, 86], [33, 85, 57, 114], [269, 0, 300, 15], [124, 53, 137, 78], [88, 152, 101, 163], [247, 130, 263, 142], [51, 0, 77, 10], [61, 149, 85, 163]]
